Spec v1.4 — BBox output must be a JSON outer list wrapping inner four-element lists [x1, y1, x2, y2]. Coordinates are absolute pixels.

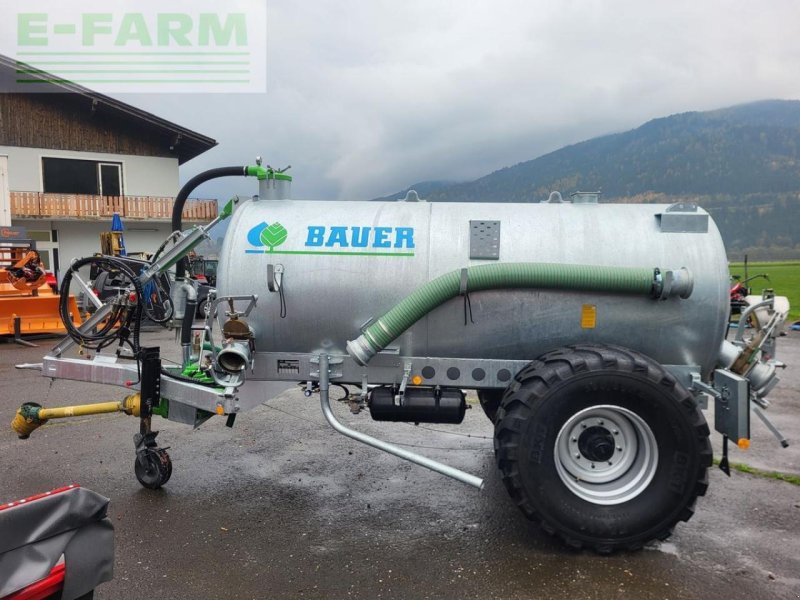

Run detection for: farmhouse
[[0, 53, 217, 281]]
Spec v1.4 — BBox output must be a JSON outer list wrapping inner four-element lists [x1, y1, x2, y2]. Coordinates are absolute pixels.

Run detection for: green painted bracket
[[245, 164, 293, 182], [245, 165, 269, 180], [219, 198, 235, 220], [152, 399, 169, 419]]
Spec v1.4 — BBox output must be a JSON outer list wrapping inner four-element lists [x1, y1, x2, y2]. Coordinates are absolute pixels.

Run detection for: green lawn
[[729, 261, 800, 322]]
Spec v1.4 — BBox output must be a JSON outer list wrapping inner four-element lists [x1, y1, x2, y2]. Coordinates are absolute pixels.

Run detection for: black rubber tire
[[134, 448, 173, 489], [494, 344, 712, 553], [477, 390, 502, 423], [196, 299, 208, 319]]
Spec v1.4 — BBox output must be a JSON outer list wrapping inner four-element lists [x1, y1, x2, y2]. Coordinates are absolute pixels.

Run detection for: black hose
[[172, 166, 246, 279], [151, 231, 180, 263], [59, 256, 145, 351], [181, 297, 196, 345]]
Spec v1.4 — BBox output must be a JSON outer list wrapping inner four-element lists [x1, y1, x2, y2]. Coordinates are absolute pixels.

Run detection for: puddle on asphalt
[[645, 541, 681, 557]]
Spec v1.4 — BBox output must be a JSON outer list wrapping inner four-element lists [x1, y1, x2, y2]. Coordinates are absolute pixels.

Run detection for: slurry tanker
[[12, 161, 791, 552]]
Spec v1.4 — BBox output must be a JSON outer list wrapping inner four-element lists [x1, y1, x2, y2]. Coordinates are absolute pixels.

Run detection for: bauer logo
[[247, 222, 288, 252], [245, 222, 416, 257]]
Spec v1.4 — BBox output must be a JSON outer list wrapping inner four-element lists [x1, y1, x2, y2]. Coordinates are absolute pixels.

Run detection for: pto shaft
[[11, 394, 141, 439]]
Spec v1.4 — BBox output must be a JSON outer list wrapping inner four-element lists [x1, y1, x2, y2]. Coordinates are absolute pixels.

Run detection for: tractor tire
[[494, 344, 712, 553], [477, 390, 502, 423], [196, 299, 209, 319]]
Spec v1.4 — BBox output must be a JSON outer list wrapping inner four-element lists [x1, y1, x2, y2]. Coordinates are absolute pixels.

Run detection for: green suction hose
[[346, 262, 692, 365]]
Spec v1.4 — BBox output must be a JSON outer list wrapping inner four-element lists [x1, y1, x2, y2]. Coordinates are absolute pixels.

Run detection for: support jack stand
[[133, 347, 172, 489], [719, 436, 731, 476], [752, 404, 789, 448], [11, 316, 49, 347]]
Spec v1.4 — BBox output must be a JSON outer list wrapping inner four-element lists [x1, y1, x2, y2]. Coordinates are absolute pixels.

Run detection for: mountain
[[371, 180, 460, 202], [377, 100, 800, 259]]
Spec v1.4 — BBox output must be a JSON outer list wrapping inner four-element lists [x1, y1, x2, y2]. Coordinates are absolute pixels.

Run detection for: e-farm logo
[[245, 222, 417, 257], [1, 1, 266, 93]]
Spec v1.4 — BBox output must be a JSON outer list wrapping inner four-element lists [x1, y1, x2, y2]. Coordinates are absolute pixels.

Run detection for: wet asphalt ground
[[1, 327, 799, 599]]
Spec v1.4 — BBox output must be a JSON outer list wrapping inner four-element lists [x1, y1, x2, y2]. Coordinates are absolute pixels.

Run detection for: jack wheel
[[135, 448, 172, 489]]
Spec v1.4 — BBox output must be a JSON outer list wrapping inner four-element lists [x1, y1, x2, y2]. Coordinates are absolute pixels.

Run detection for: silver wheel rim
[[554, 405, 658, 505]]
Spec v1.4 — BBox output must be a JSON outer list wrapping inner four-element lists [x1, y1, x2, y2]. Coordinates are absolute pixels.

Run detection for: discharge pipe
[[347, 263, 693, 365], [217, 341, 252, 373], [317, 353, 484, 489]]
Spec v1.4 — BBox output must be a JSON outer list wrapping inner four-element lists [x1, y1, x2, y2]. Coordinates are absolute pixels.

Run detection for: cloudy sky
[[120, 0, 800, 202]]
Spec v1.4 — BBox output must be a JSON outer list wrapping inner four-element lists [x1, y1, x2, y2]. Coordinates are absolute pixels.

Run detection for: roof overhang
[[0, 54, 217, 164]]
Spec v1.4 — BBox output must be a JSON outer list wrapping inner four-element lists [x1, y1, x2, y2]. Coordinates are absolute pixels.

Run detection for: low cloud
[[119, 0, 800, 201]]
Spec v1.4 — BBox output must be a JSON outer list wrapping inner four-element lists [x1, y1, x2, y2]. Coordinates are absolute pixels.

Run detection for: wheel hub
[[554, 405, 658, 505], [577, 426, 615, 462]]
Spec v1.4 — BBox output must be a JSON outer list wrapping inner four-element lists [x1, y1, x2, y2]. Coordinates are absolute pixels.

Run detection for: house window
[[99, 163, 122, 196], [42, 158, 123, 196], [27, 230, 52, 242]]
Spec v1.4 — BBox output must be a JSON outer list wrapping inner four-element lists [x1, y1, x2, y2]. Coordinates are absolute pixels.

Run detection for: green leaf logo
[[259, 222, 288, 251]]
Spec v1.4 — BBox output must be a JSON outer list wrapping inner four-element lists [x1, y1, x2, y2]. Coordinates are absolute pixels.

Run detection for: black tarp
[[0, 486, 113, 599]]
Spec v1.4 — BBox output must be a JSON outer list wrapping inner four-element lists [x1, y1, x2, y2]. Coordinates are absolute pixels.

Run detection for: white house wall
[[15, 218, 174, 282], [0, 154, 9, 226], [0, 145, 179, 197]]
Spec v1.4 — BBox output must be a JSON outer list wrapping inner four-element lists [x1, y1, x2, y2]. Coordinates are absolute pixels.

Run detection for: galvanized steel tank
[[217, 193, 729, 378]]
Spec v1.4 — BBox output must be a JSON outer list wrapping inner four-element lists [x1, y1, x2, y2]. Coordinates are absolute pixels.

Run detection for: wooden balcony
[[9, 192, 218, 223]]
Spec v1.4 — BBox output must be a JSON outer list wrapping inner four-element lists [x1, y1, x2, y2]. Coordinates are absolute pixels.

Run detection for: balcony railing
[[10, 192, 218, 222]]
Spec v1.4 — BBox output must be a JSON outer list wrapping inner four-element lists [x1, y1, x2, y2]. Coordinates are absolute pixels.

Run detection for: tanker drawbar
[[15, 159, 792, 553]]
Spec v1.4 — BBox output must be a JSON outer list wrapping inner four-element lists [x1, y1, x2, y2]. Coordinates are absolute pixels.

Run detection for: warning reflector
[[581, 304, 597, 329]]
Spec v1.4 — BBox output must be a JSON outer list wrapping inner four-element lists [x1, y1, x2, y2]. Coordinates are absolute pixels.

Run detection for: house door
[[98, 163, 122, 197]]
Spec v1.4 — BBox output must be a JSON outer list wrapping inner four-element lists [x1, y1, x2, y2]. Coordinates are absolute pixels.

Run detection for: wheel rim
[[554, 405, 658, 505], [136, 454, 160, 485], [135, 449, 171, 488]]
